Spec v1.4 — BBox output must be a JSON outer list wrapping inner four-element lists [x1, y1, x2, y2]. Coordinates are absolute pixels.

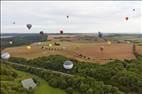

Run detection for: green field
[[34, 79, 66, 94]]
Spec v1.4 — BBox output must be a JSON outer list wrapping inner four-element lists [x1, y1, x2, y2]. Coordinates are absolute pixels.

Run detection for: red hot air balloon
[[125, 17, 128, 21], [60, 30, 63, 34], [100, 46, 104, 52]]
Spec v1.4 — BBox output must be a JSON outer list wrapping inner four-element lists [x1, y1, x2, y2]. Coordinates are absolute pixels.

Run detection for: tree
[[86, 88, 93, 94], [48, 78, 59, 88], [66, 87, 73, 94], [79, 82, 89, 93]]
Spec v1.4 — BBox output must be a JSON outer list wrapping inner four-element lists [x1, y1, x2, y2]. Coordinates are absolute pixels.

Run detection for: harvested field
[[3, 41, 142, 64]]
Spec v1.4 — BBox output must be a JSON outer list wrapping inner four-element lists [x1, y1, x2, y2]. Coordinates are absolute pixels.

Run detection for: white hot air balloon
[[9, 41, 13, 45], [1, 52, 10, 60], [63, 60, 73, 70], [38, 42, 41, 45]]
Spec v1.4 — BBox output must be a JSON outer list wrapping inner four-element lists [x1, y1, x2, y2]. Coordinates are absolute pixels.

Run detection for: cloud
[[1, 1, 142, 33]]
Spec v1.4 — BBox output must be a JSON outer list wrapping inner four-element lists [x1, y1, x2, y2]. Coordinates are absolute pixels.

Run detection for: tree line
[[1, 34, 47, 49], [8, 54, 142, 94]]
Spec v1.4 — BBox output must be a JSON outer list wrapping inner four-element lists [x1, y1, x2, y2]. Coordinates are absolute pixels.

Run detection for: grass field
[[34, 79, 66, 94], [3, 41, 142, 64], [15, 70, 66, 94]]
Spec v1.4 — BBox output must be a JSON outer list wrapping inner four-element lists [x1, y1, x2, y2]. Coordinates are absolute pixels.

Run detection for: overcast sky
[[1, 1, 142, 34]]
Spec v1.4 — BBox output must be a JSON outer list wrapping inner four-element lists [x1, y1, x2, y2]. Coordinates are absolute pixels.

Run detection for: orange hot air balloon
[[125, 17, 128, 21]]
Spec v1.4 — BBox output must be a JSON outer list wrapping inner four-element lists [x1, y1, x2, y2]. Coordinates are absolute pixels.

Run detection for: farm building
[[21, 78, 37, 90]]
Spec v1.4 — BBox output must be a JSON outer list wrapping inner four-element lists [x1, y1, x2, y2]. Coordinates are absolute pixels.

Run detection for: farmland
[[3, 40, 142, 64]]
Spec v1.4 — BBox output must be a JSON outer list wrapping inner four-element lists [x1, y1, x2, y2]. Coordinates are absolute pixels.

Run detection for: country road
[[6, 61, 74, 77]]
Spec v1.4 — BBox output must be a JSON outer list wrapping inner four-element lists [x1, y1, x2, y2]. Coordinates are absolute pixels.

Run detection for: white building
[[21, 78, 37, 90]]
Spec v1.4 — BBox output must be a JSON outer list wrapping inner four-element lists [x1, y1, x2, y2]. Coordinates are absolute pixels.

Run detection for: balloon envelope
[[1, 52, 10, 60], [40, 31, 44, 35], [100, 46, 104, 51], [49, 44, 52, 47], [133, 9, 135, 11], [26, 46, 31, 49], [26, 24, 32, 30], [107, 41, 111, 45], [67, 16, 69, 19], [38, 42, 41, 45], [98, 32, 102, 38], [125, 17, 128, 21], [60, 30, 63, 34], [63, 60, 73, 69], [9, 41, 13, 45]]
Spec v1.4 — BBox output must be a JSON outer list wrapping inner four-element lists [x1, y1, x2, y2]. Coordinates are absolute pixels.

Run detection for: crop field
[[3, 41, 142, 64]]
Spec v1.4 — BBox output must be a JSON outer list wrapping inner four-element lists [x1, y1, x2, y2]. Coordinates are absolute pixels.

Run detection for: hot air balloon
[[13, 22, 15, 24], [133, 9, 135, 11], [127, 41, 130, 44], [1, 52, 10, 60], [63, 60, 73, 69], [98, 32, 102, 38], [100, 46, 104, 52], [9, 41, 13, 45], [66, 16, 69, 19], [40, 31, 44, 35], [107, 41, 111, 45], [60, 30, 63, 34], [26, 24, 32, 30], [125, 17, 128, 21], [38, 42, 41, 45], [48, 43, 52, 47], [26, 46, 31, 50]]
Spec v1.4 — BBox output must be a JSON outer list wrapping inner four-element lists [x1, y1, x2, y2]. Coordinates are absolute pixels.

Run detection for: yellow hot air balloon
[[48, 44, 52, 47], [107, 41, 111, 45], [26, 46, 31, 49]]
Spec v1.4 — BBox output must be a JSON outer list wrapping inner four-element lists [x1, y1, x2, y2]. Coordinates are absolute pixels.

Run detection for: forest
[[1, 34, 47, 49]]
